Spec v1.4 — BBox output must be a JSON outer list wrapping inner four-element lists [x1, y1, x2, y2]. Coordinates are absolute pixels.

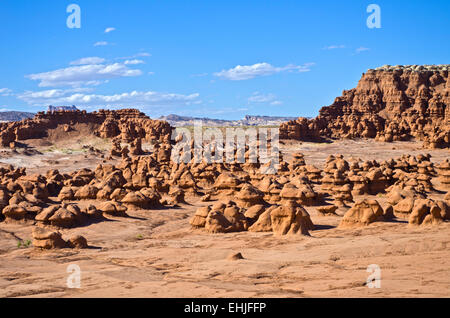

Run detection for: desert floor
[[0, 138, 449, 298]]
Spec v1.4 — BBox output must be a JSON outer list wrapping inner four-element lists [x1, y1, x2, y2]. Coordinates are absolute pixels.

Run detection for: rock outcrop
[[280, 65, 450, 149], [0, 109, 172, 147], [338, 199, 384, 228]]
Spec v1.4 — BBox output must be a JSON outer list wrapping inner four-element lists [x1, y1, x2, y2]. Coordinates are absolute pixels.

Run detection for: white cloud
[[94, 41, 109, 47], [270, 100, 283, 106], [355, 47, 370, 54], [248, 92, 276, 103], [26, 63, 143, 87], [248, 92, 282, 105], [323, 45, 346, 50], [0, 88, 13, 96], [135, 52, 151, 57], [117, 52, 151, 61], [214, 62, 314, 80], [17, 89, 200, 108], [70, 57, 106, 65], [124, 59, 145, 65], [104, 27, 116, 33]]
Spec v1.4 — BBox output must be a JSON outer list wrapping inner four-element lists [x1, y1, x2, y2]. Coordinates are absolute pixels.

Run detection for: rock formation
[[339, 199, 384, 228], [0, 109, 172, 147], [32, 227, 88, 249], [280, 65, 450, 149]]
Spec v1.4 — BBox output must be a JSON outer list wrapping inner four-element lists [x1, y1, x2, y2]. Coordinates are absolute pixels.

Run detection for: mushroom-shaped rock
[[437, 160, 450, 190], [84, 204, 103, 219], [35, 205, 59, 223], [168, 186, 185, 205], [58, 187, 75, 201], [244, 204, 266, 221], [49, 205, 84, 228], [305, 165, 322, 183], [235, 183, 264, 208], [339, 200, 384, 228], [393, 197, 415, 219], [270, 205, 314, 236], [190, 206, 211, 228], [96, 185, 115, 200], [96, 201, 128, 217], [2, 204, 28, 220], [32, 227, 67, 249], [110, 188, 128, 201], [223, 205, 249, 232], [409, 199, 443, 226], [140, 188, 162, 206], [333, 184, 354, 207], [213, 172, 241, 191], [121, 191, 155, 209], [248, 208, 274, 232], [74, 185, 99, 200], [280, 184, 304, 206], [198, 202, 249, 233], [316, 205, 338, 216], [366, 168, 388, 194], [204, 211, 234, 233]]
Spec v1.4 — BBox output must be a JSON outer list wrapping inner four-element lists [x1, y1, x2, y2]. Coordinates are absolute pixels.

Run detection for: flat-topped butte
[[371, 64, 450, 72]]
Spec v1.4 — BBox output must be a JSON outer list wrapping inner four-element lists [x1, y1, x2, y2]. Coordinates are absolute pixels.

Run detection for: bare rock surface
[[281, 65, 450, 149]]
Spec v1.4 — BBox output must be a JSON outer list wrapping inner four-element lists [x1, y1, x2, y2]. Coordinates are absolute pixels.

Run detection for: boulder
[[67, 235, 89, 249], [32, 227, 67, 249], [270, 205, 314, 236], [316, 205, 338, 216], [339, 200, 384, 228], [96, 201, 128, 217]]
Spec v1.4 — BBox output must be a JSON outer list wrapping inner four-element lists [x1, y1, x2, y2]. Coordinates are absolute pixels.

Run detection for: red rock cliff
[[0, 108, 173, 147], [280, 65, 450, 148]]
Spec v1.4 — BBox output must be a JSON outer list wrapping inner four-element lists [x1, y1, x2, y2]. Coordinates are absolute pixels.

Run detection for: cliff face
[[280, 65, 450, 148], [0, 109, 172, 147]]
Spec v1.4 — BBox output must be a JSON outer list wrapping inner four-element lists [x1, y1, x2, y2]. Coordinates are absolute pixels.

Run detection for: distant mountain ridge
[[0, 111, 35, 122], [0, 108, 299, 127], [158, 114, 299, 127], [48, 105, 79, 112]]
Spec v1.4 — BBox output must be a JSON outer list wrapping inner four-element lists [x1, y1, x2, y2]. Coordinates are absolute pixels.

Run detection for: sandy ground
[[0, 139, 449, 298]]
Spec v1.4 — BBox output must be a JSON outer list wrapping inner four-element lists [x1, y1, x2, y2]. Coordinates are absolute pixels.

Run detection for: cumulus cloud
[[17, 89, 200, 108], [323, 45, 346, 50], [26, 63, 143, 87], [248, 92, 282, 105], [70, 57, 106, 65], [104, 27, 116, 33], [0, 88, 13, 96], [94, 41, 109, 47], [214, 62, 314, 80]]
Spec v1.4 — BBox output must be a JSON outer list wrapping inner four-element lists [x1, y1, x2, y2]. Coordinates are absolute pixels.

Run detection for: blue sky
[[0, 0, 449, 119]]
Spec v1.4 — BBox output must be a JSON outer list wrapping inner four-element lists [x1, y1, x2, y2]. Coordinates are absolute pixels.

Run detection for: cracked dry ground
[[0, 139, 449, 298]]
